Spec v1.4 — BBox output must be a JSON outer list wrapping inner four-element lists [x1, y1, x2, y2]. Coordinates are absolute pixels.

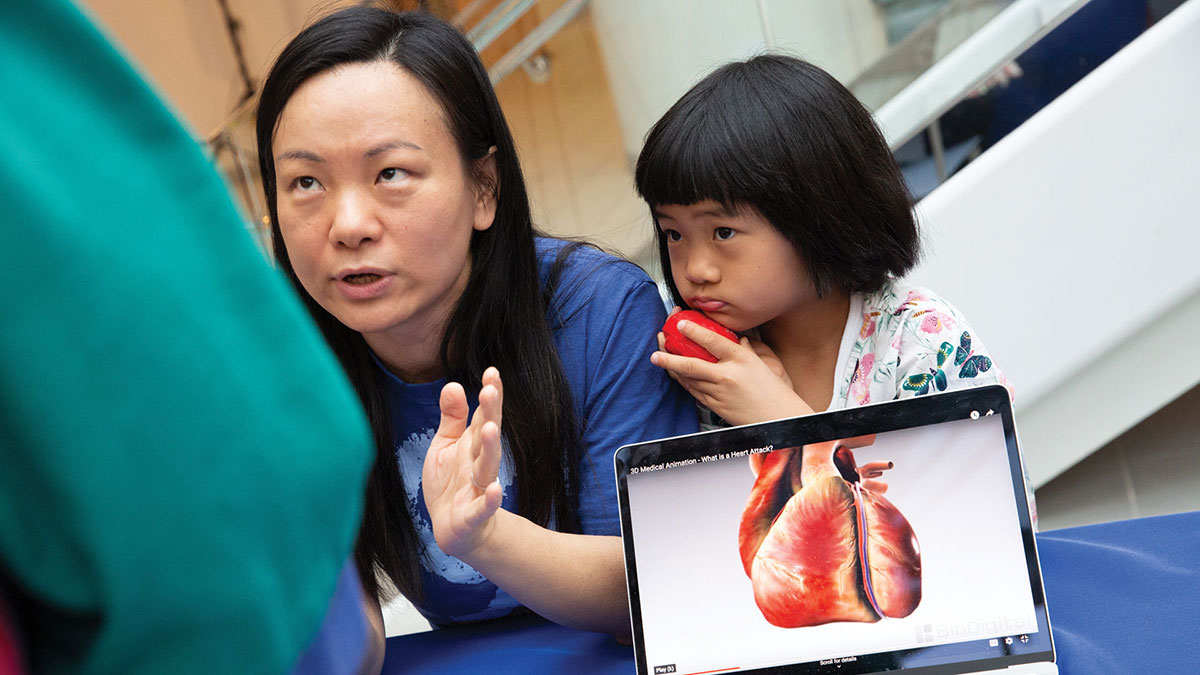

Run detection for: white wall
[[908, 0, 1200, 486], [589, 0, 888, 162]]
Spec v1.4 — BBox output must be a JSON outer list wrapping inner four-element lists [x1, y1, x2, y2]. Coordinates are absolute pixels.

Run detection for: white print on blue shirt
[[395, 427, 520, 619]]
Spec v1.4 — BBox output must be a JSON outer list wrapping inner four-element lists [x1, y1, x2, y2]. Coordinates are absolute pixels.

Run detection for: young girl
[[638, 54, 1012, 428], [255, 7, 696, 643]]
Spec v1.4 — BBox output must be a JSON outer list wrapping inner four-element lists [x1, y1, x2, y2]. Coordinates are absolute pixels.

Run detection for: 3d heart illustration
[[738, 439, 922, 628]]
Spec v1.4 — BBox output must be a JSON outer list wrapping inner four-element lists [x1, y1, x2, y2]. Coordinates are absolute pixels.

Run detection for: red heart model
[[662, 310, 738, 363], [738, 441, 921, 628]]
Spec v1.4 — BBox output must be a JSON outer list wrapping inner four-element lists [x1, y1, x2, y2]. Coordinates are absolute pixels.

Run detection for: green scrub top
[[0, 1, 372, 672]]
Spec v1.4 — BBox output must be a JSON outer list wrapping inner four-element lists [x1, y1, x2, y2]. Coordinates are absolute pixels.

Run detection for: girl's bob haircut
[[635, 54, 920, 304]]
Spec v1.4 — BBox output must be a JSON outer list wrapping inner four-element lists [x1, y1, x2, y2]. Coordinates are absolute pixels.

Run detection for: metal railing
[[452, 0, 590, 84]]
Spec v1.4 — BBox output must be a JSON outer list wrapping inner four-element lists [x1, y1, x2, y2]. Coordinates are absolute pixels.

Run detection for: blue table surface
[[384, 511, 1200, 674]]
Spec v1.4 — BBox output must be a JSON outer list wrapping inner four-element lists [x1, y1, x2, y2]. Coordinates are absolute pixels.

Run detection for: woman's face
[[272, 61, 494, 354]]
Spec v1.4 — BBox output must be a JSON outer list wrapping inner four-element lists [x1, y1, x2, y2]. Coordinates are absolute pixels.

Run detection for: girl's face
[[655, 201, 817, 333], [273, 61, 495, 351]]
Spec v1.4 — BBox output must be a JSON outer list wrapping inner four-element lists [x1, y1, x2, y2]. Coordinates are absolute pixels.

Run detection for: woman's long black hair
[[256, 7, 582, 601]]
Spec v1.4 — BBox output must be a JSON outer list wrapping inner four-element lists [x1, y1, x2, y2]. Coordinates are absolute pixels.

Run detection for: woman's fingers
[[467, 371, 504, 492], [482, 366, 503, 412], [471, 417, 502, 492], [462, 375, 504, 544], [463, 413, 503, 534], [421, 369, 508, 559], [433, 382, 471, 458], [465, 480, 503, 528]]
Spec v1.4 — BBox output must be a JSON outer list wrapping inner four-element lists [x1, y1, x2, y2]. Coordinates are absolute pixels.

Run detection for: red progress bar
[[682, 668, 741, 675]]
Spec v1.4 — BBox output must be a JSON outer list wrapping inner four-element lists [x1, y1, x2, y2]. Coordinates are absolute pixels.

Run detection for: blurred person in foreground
[[0, 0, 379, 672]]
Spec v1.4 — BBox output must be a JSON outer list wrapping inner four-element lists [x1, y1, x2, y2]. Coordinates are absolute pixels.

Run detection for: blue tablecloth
[[1036, 512, 1200, 673], [384, 511, 1200, 674]]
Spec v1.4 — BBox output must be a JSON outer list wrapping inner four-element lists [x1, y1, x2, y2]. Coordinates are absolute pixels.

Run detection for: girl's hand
[[422, 367, 505, 560], [652, 318, 813, 426], [746, 336, 793, 389]]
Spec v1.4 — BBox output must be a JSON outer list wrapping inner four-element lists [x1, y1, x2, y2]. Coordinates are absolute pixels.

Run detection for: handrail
[[204, 94, 255, 148], [487, 0, 589, 84], [873, 0, 1086, 149], [850, 0, 1011, 113], [466, 0, 538, 53]]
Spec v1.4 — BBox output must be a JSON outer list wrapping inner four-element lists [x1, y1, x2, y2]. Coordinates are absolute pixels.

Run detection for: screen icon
[[1020, 635, 1029, 643]]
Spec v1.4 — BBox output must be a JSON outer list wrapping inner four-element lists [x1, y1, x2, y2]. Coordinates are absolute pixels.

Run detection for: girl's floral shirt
[[833, 280, 1012, 409]]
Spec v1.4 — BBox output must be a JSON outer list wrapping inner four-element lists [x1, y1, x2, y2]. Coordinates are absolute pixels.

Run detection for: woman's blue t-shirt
[[378, 238, 698, 626]]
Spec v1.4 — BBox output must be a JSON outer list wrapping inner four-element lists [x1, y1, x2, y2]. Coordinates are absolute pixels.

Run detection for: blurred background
[[72, 0, 1199, 633]]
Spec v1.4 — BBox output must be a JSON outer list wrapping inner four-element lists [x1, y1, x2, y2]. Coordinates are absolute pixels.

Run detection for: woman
[[255, 7, 696, 640]]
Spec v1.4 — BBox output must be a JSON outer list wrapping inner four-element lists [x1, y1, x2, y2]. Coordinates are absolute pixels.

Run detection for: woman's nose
[[328, 190, 383, 248]]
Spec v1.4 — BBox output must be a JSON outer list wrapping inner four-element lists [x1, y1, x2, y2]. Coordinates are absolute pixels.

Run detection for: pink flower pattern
[[917, 311, 956, 334], [838, 282, 1007, 410], [849, 354, 874, 405], [859, 311, 878, 340]]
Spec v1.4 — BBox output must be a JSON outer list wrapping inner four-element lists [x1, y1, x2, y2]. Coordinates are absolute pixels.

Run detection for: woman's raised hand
[[423, 367, 505, 560]]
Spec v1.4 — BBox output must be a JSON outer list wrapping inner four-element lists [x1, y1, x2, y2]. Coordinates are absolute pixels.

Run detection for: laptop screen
[[615, 385, 1053, 675]]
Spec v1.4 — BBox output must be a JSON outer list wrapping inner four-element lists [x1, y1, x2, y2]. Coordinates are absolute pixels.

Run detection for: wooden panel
[[493, 5, 653, 261]]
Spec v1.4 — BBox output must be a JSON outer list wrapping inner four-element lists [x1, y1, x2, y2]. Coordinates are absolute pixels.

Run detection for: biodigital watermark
[[914, 614, 1036, 644]]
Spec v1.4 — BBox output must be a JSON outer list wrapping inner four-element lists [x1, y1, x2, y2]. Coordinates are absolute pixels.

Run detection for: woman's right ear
[[472, 147, 499, 232]]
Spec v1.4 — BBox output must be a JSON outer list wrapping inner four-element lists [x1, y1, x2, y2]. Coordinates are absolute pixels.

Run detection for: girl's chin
[[703, 310, 752, 334]]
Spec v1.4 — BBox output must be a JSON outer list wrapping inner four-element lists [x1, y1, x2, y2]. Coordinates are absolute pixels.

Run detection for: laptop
[[614, 384, 1055, 675]]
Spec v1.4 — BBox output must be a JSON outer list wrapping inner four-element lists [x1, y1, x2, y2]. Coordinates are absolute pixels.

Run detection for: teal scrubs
[[0, 1, 372, 672]]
